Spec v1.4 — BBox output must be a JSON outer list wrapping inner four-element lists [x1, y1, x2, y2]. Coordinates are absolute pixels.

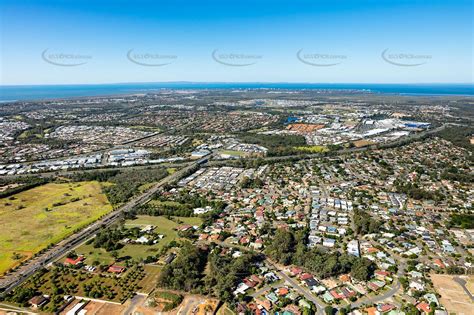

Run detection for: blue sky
[[1, 0, 472, 85]]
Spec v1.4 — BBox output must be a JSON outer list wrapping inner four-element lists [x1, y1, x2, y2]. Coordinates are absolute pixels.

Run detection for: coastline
[[1, 83, 473, 103]]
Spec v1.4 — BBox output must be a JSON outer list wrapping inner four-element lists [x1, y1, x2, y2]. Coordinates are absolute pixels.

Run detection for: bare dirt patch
[[431, 274, 473, 315]]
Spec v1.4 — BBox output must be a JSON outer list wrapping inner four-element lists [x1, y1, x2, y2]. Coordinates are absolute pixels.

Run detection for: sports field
[[0, 181, 112, 274]]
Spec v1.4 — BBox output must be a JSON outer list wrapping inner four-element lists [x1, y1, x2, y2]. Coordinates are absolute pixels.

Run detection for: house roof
[[300, 273, 313, 280], [416, 302, 431, 313], [277, 287, 289, 296], [64, 256, 84, 265], [108, 265, 126, 273], [29, 295, 48, 306]]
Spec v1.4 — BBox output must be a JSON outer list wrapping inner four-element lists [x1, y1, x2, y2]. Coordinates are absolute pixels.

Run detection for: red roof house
[[64, 256, 84, 266], [108, 265, 126, 274]]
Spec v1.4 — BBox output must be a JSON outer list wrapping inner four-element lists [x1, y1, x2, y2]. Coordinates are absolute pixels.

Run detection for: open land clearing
[[294, 145, 328, 153], [74, 215, 202, 265], [219, 150, 247, 157], [0, 181, 112, 275], [216, 303, 236, 315], [133, 292, 219, 315], [431, 274, 473, 315], [60, 298, 126, 315]]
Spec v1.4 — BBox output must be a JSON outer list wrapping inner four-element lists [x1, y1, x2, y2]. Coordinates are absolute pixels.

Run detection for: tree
[[324, 306, 335, 315], [158, 242, 208, 291], [350, 258, 376, 281], [265, 229, 295, 265]]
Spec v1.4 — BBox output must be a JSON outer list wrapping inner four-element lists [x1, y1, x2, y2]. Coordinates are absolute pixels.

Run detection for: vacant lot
[[0, 181, 112, 274], [353, 140, 376, 148], [125, 215, 202, 239], [75, 215, 202, 265], [216, 303, 236, 315], [138, 265, 163, 294], [431, 274, 473, 315]]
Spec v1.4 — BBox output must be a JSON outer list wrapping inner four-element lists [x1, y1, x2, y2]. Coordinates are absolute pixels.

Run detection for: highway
[[4, 123, 447, 180], [0, 125, 447, 299], [208, 124, 448, 167], [0, 155, 207, 297]]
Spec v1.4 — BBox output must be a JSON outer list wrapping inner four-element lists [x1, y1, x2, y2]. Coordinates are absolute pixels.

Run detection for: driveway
[[250, 282, 285, 298]]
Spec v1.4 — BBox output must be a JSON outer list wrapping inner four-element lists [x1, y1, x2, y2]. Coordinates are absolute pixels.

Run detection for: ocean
[[0, 83, 473, 102]]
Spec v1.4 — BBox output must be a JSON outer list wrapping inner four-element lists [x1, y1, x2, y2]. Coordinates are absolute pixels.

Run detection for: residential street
[[453, 277, 474, 301], [266, 260, 326, 314], [350, 281, 401, 309], [250, 282, 284, 298]]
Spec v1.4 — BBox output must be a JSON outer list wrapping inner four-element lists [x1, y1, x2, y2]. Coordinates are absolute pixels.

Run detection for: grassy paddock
[[0, 181, 112, 274], [74, 216, 202, 265], [294, 145, 329, 153]]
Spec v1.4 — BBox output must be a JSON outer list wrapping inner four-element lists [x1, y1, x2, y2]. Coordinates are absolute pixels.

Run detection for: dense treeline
[[204, 250, 262, 302], [132, 204, 194, 217], [240, 176, 264, 188], [238, 133, 307, 156], [92, 227, 127, 251], [394, 180, 443, 202], [353, 209, 382, 235], [157, 242, 208, 291], [130, 193, 227, 221], [70, 168, 168, 205], [436, 126, 474, 153], [69, 169, 120, 182], [0, 176, 50, 198], [265, 229, 376, 281], [104, 168, 169, 205], [447, 214, 474, 229], [441, 166, 474, 183], [154, 192, 227, 211], [157, 242, 263, 302]]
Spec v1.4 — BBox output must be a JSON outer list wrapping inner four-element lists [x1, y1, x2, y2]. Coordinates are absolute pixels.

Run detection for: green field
[[75, 215, 202, 265], [167, 167, 177, 174], [0, 181, 112, 275], [130, 125, 161, 132], [219, 150, 247, 157], [294, 145, 329, 153]]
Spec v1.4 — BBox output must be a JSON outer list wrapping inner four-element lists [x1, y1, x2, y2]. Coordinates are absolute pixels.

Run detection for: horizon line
[[1, 81, 473, 87]]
